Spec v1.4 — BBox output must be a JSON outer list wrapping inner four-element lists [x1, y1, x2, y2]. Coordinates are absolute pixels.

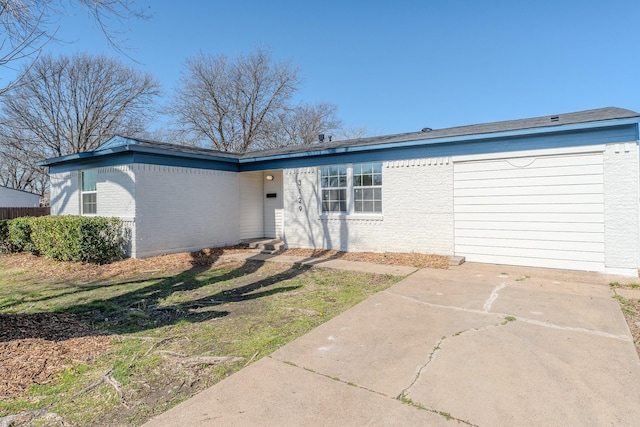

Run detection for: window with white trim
[[320, 165, 347, 212], [320, 162, 383, 214], [353, 163, 382, 213], [81, 169, 97, 215]]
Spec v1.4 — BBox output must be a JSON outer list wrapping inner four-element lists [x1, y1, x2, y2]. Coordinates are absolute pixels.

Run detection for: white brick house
[[40, 107, 640, 276]]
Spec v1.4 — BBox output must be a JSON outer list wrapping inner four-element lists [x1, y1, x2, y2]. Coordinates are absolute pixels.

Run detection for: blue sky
[[2, 0, 639, 136]]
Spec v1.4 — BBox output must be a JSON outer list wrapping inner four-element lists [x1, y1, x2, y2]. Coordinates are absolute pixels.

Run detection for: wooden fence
[[0, 207, 50, 220]]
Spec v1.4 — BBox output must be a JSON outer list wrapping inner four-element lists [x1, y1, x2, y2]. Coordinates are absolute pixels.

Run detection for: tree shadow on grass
[[0, 252, 312, 341]]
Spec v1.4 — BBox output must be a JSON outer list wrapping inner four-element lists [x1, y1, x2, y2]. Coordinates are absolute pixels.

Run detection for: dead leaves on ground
[[0, 313, 113, 398]]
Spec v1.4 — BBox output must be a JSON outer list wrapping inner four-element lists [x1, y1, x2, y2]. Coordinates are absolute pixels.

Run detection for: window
[[320, 165, 347, 212], [353, 163, 382, 213], [81, 170, 97, 215], [320, 162, 383, 214]]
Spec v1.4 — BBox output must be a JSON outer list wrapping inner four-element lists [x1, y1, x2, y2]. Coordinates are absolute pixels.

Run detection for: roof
[[0, 185, 41, 197], [38, 107, 640, 168], [248, 106, 639, 158]]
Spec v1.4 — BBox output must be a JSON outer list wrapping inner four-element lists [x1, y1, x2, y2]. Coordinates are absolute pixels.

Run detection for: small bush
[[8, 217, 37, 253], [6, 216, 125, 264], [0, 219, 11, 253]]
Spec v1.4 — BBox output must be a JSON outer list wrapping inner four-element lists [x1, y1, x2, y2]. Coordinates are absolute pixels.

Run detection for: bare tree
[[0, 1, 148, 95], [1, 52, 160, 157], [0, 1, 147, 83], [0, 52, 160, 196], [0, 135, 45, 194], [257, 102, 343, 150], [333, 125, 369, 141], [171, 48, 316, 152]]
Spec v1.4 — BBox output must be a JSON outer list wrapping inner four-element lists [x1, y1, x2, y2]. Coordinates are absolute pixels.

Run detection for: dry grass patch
[[0, 251, 402, 426], [610, 283, 640, 356], [280, 248, 450, 269]]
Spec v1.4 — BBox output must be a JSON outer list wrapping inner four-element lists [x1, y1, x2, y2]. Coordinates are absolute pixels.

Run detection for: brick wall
[[282, 158, 454, 255], [604, 142, 640, 275], [133, 164, 240, 258], [50, 171, 79, 215], [96, 165, 136, 219]]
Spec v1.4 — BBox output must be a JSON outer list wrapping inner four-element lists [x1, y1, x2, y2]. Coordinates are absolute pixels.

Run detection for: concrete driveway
[[144, 262, 640, 426]]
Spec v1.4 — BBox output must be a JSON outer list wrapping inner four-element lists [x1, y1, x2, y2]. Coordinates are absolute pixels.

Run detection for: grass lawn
[[0, 254, 402, 426]]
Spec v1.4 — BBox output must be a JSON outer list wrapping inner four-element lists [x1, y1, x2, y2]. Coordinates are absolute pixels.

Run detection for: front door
[[263, 170, 283, 238]]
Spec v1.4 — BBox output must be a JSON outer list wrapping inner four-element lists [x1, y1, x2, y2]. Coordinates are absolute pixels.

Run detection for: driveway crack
[[483, 282, 507, 313], [397, 335, 446, 400]]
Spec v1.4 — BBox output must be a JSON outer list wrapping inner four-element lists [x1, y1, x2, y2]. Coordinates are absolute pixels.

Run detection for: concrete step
[[245, 238, 285, 253]]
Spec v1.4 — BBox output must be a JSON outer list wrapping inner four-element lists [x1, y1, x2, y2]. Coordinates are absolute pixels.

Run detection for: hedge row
[[0, 216, 124, 264]]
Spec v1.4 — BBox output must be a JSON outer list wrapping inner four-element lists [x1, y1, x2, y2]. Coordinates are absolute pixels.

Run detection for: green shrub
[[0, 219, 11, 253], [4, 216, 124, 264], [29, 216, 125, 264], [8, 217, 37, 253]]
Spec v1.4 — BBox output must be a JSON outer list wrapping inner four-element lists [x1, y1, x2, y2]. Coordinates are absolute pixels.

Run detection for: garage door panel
[[455, 237, 604, 252], [454, 153, 603, 173], [455, 174, 604, 189], [456, 245, 604, 263], [455, 228, 604, 243], [454, 203, 603, 214], [455, 220, 602, 233], [454, 183, 603, 197], [454, 151, 605, 272], [454, 194, 603, 205], [455, 164, 603, 181], [454, 212, 603, 223], [464, 254, 605, 272]]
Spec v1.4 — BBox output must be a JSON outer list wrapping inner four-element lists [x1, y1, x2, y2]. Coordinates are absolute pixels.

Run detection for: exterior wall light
[[265, 175, 274, 181]]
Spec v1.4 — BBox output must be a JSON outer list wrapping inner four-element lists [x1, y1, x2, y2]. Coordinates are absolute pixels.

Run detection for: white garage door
[[454, 152, 605, 271]]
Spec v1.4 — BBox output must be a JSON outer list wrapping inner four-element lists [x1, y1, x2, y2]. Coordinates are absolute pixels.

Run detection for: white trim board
[[453, 144, 606, 163]]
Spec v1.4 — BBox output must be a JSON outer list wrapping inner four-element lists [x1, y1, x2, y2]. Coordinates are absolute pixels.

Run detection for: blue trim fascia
[[37, 145, 131, 166], [44, 145, 239, 173], [48, 152, 135, 174], [48, 150, 239, 173], [129, 145, 239, 164], [132, 152, 238, 172], [240, 124, 639, 171], [240, 117, 640, 164], [43, 119, 639, 173]]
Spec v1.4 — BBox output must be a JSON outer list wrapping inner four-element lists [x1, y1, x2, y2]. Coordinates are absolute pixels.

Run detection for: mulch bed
[[0, 246, 254, 284], [279, 248, 450, 269], [0, 313, 112, 398]]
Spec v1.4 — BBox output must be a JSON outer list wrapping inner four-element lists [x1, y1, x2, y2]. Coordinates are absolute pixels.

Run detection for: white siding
[[453, 152, 606, 272], [0, 186, 40, 207], [239, 172, 264, 239], [134, 165, 240, 258]]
